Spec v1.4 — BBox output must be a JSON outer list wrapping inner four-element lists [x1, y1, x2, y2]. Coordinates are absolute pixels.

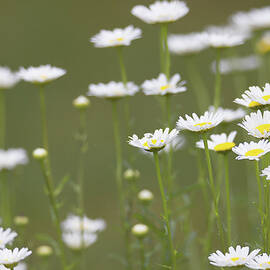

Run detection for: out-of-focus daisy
[[246, 253, 270, 269], [128, 128, 178, 152], [205, 26, 249, 48], [61, 215, 106, 234], [162, 135, 185, 152], [232, 140, 270, 161], [208, 106, 246, 122], [131, 1, 189, 24], [141, 73, 186, 96], [0, 67, 19, 89], [18, 65, 66, 85], [0, 228, 17, 249], [0, 263, 27, 270], [261, 166, 270, 180], [73, 95, 90, 109], [62, 231, 97, 250], [90, 25, 142, 48], [87, 81, 138, 99], [196, 131, 237, 153], [256, 31, 270, 54], [231, 7, 270, 32], [211, 55, 261, 75], [0, 149, 28, 171], [208, 245, 260, 267], [176, 111, 223, 133], [239, 110, 270, 138], [138, 189, 154, 203], [168, 32, 209, 56], [0, 248, 32, 267]]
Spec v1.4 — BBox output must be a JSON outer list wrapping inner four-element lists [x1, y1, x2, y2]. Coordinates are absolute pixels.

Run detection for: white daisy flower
[[138, 189, 154, 202], [246, 253, 270, 269], [239, 110, 270, 138], [168, 32, 209, 56], [62, 231, 97, 250], [17, 65, 66, 85], [211, 55, 261, 75], [0, 149, 28, 171], [205, 26, 249, 48], [128, 128, 179, 152], [0, 248, 32, 267], [131, 1, 189, 24], [208, 245, 260, 267], [231, 7, 270, 32], [234, 94, 262, 109], [61, 215, 106, 234], [90, 25, 142, 48], [196, 131, 237, 153], [131, 224, 149, 237], [73, 95, 90, 109], [232, 140, 270, 161], [0, 263, 27, 270], [0, 228, 17, 249], [261, 166, 270, 180], [208, 106, 246, 122], [0, 67, 19, 89], [141, 73, 186, 96], [87, 81, 138, 99], [162, 135, 185, 153], [176, 111, 223, 132]]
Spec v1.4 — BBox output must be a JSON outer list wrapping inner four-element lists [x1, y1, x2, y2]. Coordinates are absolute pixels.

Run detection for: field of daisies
[[3, 0, 270, 270]]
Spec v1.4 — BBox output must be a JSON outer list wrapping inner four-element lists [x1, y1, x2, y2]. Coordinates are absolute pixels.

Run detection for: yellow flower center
[[116, 37, 124, 42], [263, 95, 270, 101], [256, 124, 270, 134], [245, 148, 264, 157], [160, 84, 170, 91], [40, 75, 48, 79], [231, 257, 240, 262], [214, 142, 235, 152], [256, 39, 270, 54], [194, 122, 212, 127], [249, 101, 261, 107], [151, 139, 157, 145], [143, 142, 149, 148]]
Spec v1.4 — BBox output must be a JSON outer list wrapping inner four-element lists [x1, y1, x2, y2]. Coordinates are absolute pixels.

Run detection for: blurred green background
[[1, 0, 270, 269]]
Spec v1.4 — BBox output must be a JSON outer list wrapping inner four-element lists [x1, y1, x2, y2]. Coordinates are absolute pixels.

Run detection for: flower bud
[[14, 216, 29, 226], [131, 224, 149, 238], [36, 245, 53, 257], [138, 189, 154, 204], [73, 95, 90, 109], [124, 169, 140, 181], [32, 148, 47, 160]]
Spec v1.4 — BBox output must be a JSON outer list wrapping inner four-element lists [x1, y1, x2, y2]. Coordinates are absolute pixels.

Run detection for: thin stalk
[[0, 91, 6, 147], [202, 133, 225, 250], [117, 47, 127, 85], [0, 170, 10, 227], [153, 152, 176, 270], [39, 86, 49, 151], [214, 48, 222, 108], [264, 179, 269, 252], [139, 239, 146, 270], [160, 26, 165, 74], [163, 23, 170, 79], [223, 154, 232, 246]]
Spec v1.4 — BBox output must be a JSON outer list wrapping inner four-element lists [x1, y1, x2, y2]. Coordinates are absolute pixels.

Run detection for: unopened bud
[[32, 148, 47, 160], [36, 245, 53, 257], [73, 95, 90, 109], [131, 224, 149, 238], [124, 169, 140, 181], [138, 189, 154, 204], [14, 216, 29, 226]]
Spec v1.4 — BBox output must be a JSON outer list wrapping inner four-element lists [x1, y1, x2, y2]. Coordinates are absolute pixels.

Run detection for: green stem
[[39, 86, 49, 151], [163, 24, 170, 79], [0, 91, 6, 148], [264, 179, 269, 252], [117, 47, 127, 86], [153, 152, 176, 270], [202, 133, 225, 250], [160, 26, 165, 74], [214, 48, 222, 108], [0, 170, 10, 227], [139, 239, 146, 270], [223, 154, 232, 246]]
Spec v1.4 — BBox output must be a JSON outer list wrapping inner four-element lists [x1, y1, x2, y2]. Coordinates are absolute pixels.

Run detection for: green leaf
[[54, 174, 70, 197]]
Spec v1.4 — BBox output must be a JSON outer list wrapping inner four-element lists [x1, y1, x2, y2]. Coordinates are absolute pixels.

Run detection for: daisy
[[208, 106, 246, 122], [168, 32, 209, 56], [239, 110, 270, 138], [234, 93, 263, 109], [138, 189, 154, 203], [131, 1, 189, 24], [176, 111, 223, 133], [90, 25, 142, 48], [196, 131, 237, 153], [72, 95, 90, 109], [87, 81, 138, 99], [162, 135, 185, 153], [61, 215, 106, 233], [17, 65, 66, 85], [0, 67, 19, 89], [62, 231, 97, 250], [261, 166, 270, 180], [131, 224, 149, 237], [0, 149, 28, 171], [141, 73, 186, 96], [128, 128, 179, 152], [246, 253, 270, 269], [208, 245, 260, 267], [0, 228, 17, 249], [0, 248, 32, 268], [232, 140, 270, 161], [256, 31, 270, 55], [248, 84, 270, 106], [0, 263, 27, 270]]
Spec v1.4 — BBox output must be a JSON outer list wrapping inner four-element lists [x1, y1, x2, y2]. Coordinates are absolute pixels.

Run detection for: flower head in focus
[[0, 67, 19, 89], [131, 1, 189, 24], [0, 228, 17, 249], [0, 149, 28, 171], [90, 25, 142, 48], [0, 248, 32, 268]]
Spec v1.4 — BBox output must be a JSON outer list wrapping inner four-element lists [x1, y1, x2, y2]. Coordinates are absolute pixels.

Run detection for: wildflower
[[208, 245, 260, 267], [131, 0, 189, 24], [246, 253, 270, 269], [36, 245, 53, 257], [73, 96, 90, 109], [0, 263, 27, 270], [87, 81, 138, 99], [141, 73, 186, 96], [17, 65, 66, 85], [196, 131, 237, 153], [261, 166, 270, 180], [168, 32, 209, 56], [32, 148, 47, 160], [90, 25, 142, 48], [123, 169, 140, 181], [0, 228, 17, 249], [13, 216, 29, 227], [0, 67, 19, 89], [162, 135, 185, 152], [62, 231, 97, 250], [239, 110, 270, 138], [0, 149, 28, 171], [131, 224, 149, 238], [208, 106, 246, 122], [232, 140, 270, 161], [0, 248, 32, 268], [138, 189, 154, 203], [176, 111, 223, 132], [128, 128, 179, 152], [256, 31, 270, 54]]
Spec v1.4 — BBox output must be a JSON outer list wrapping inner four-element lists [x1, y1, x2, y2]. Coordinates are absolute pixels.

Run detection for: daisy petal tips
[[0, 67, 19, 90], [261, 166, 270, 180], [128, 128, 179, 152]]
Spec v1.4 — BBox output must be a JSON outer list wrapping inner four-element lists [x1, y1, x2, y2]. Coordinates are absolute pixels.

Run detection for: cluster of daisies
[[0, 227, 31, 269]]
